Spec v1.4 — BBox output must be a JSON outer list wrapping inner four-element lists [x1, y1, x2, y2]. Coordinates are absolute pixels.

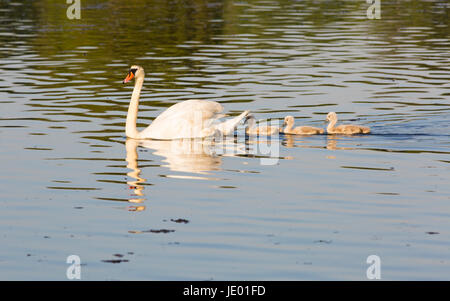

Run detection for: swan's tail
[[216, 110, 250, 136]]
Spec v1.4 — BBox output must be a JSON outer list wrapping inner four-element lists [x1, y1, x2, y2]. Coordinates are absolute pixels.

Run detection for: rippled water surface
[[1, 0, 449, 280]]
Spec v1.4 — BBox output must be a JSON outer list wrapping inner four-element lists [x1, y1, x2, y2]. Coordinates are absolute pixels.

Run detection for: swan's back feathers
[[333, 124, 370, 134], [155, 100, 223, 121], [138, 99, 246, 139], [288, 126, 324, 135]]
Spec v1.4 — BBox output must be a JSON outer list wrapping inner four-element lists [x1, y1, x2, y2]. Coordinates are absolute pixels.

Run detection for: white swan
[[123, 65, 249, 139], [244, 115, 280, 136], [325, 112, 370, 135], [282, 115, 324, 135]]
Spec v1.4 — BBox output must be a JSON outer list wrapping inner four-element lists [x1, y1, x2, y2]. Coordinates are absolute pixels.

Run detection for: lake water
[[0, 0, 449, 280]]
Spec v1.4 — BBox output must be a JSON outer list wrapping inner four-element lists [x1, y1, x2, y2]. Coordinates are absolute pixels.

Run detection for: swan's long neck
[[126, 76, 144, 138], [284, 120, 293, 133], [327, 117, 337, 132]]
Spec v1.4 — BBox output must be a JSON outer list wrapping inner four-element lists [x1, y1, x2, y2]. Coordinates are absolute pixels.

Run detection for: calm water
[[0, 0, 449, 280]]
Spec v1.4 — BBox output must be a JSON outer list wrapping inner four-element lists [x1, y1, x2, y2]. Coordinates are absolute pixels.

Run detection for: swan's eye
[[130, 68, 138, 75]]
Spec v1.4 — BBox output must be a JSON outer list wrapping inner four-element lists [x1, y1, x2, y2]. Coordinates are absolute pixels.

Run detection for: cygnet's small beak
[[123, 71, 134, 84]]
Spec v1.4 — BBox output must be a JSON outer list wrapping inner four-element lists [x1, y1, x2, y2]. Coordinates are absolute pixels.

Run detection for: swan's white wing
[[138, 99, 224, 139]]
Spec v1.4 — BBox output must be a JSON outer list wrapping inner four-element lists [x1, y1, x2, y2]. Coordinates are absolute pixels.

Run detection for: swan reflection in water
[[125, 136, 240, 186], [326, 136, 361, 151], [142, 138, 223, 176], [125, 138, 147, 211], [125, 134, 282, 209], [281, 133, 354, 151]]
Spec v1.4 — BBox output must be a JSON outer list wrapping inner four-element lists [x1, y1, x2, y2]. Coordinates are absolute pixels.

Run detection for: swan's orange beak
[[123, 72, 134, 84]]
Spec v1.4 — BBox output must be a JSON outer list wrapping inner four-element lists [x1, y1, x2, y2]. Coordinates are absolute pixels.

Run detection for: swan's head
[[123, 65, 145, 84], [283, 115, 295, 127], [326, 112, 337, 122]]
